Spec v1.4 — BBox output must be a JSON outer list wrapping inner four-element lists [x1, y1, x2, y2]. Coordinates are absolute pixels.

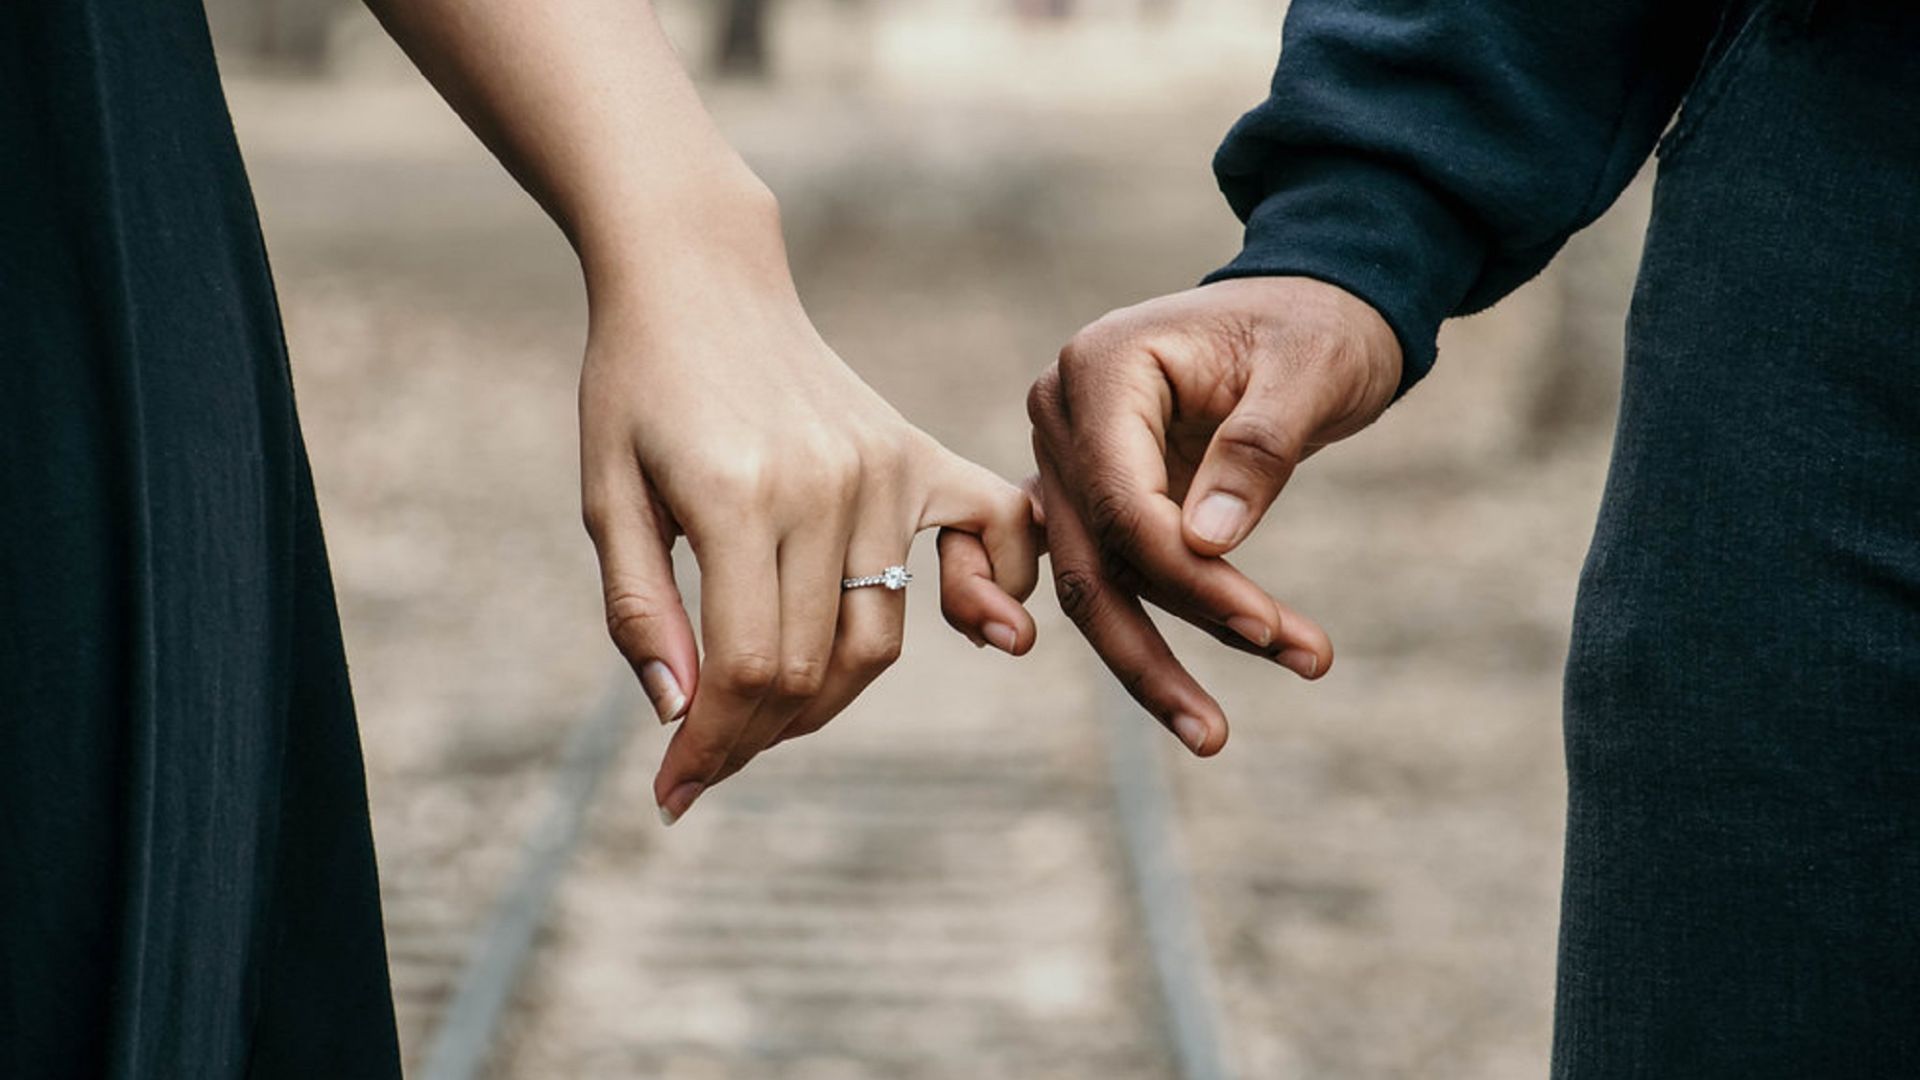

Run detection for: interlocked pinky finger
[[936, 527, 1034, 655]]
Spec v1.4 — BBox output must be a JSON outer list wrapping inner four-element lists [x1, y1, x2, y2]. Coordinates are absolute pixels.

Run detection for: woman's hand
[[362, 0, 1038, 824], [579, 188, 1038, 824]]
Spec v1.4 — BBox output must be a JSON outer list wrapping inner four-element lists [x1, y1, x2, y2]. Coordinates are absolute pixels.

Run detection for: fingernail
[[1172, 714, 1211, 754], [1226, 615, 1273, 649], [658, 780, 704, 826], [1189, 492, 1249, 547], [983, 622, 1018, 654], [639, 660, 687, 724], [1278, 648, 1320, 679]]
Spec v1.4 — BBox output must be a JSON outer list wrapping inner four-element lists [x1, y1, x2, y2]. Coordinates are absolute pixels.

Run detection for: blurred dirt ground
[[222, 2, 1651, 1076]]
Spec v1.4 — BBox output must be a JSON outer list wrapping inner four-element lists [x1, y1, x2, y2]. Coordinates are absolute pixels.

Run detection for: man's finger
[[1036, 439, 1228, 756], [1033, 362, 1288, 651], [1139, 577, 1333, 681], [936, 528, 1035, 655], [1181, 357, 1342, 556], [582, 455, 698, 725]]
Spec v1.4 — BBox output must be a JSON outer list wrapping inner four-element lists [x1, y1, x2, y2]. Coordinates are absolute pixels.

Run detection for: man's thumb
[[1181, 384, 1312, 556]]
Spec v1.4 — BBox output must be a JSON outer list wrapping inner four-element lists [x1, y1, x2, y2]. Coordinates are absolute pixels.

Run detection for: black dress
[[1, 1, 401, 1076]]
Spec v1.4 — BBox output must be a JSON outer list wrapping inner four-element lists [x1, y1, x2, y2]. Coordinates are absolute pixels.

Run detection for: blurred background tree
[[204, 0, 348, 69], [715, 0, 774, 76]]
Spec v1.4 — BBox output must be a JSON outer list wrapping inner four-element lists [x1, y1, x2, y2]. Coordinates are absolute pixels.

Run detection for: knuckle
[[1026, 366, 1064, 425], [1215, 412, 1301, 475], [1052, 564, 1105, 627], [717, 651, 780, 695], [1056, 330, 1096, 369], [1055, 329, 1116, 391], [807, 438, 865, 495], [692, 455, 770, 501], [1055, 329, 1130, 402], [580, 497, 613, 543], [996, 483, 1038, 530], [1058, 312, 1130, 369], [1084, 487, 1146, 551], [1134, 330, 1198, 372], [850, 430, 910, 489], [679, 739, 733, 781], [603, 588, 668, 655], [774, 656, 829, 699], [829, 447, 867, 495], [853, 421, 913, 461], [850, 632, 903, 674]]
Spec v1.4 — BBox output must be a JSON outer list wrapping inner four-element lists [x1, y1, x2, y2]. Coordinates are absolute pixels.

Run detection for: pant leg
[[1554, 5, 1920, 1077]]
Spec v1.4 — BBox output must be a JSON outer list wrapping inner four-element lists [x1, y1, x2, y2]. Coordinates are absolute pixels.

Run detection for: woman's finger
[[919, 452, 1041, 654], [758, 526, 909, 758], [918, 453, 1041, 602], [653, 524, 780, 824], [708, 513, 849, 786], [936, 528, 1034, 655], [582, 451, 698, 725]]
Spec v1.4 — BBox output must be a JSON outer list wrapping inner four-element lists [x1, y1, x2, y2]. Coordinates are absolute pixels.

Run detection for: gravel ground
[[225, 4, 1650, 1076]]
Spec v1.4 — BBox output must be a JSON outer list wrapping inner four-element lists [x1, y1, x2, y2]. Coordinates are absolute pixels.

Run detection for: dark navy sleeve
[[1206, 1, 1724, 393]]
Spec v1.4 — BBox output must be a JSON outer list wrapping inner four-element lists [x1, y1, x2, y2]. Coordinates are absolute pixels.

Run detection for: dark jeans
[[1556, 5, 1920, 1076]]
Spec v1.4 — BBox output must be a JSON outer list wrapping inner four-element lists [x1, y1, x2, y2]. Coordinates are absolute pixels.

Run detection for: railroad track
[[383, 664, 1235, 1080]]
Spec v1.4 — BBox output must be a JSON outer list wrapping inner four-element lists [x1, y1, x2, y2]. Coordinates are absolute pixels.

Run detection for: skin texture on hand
[[1027, 276, 1403, 756], [366, 0, 1040, 823], [582, 237, 1040, 824]]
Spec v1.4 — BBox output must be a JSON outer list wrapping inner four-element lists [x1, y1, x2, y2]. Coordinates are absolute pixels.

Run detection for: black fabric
[[1559, 7, 1920, 1075], [0, 1, 401, 1076], [1207, 0, 1725, 393], [1211, 1, 1920, 1075]]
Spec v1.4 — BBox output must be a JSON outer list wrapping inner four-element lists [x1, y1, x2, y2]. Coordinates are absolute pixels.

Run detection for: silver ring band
[[842, 565, 912, 592]]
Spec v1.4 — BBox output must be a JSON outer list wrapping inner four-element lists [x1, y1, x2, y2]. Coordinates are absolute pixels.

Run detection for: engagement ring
[[842, 565, 912, 592]]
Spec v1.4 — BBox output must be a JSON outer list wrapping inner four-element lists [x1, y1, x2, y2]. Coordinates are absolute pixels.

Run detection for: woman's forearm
[[361, 0, 1040, 825], [363, 0, 782, 297]]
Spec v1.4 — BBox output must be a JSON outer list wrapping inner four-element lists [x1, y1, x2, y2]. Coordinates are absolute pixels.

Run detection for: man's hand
[[1027, 277, 1402, 755]]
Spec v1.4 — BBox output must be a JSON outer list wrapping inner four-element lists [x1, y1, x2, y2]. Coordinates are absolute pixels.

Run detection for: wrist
[[1262, 276, 1402, 409], [576, 167, 792, 310], [1213, 275, 1403, 431]]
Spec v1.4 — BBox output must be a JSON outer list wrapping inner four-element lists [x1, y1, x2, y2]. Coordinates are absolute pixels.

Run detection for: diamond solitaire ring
[[842, 565, 912, 592]]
